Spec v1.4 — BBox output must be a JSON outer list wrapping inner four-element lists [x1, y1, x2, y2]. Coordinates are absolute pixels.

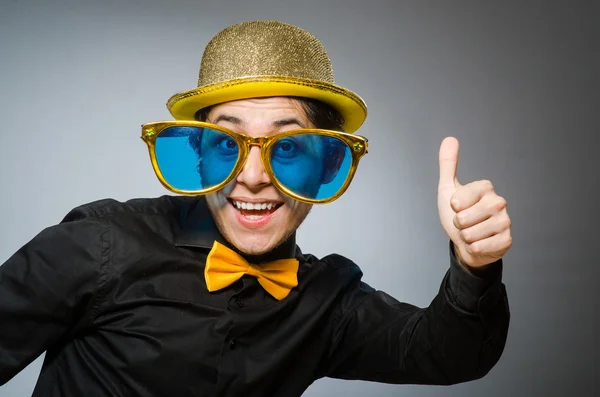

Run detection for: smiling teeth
[[233, 201, 275, 210]]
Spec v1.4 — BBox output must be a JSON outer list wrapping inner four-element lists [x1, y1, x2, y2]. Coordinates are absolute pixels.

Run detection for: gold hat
[[166, 20, 367, 133]]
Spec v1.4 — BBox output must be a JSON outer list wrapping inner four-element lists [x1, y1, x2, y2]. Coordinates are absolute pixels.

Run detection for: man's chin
[[229, 234, 280, 256], [239, 247, 271, 256]]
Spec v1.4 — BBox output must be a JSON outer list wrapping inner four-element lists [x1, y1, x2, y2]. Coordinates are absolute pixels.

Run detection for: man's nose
[[236, 146, 271, 188]]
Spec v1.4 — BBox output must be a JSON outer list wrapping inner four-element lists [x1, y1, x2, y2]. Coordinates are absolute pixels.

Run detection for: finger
[[438, 137, 460, 190], [450, 179, 495, 212], [464, 229, 513, 257], [458, 211, 511, 244], [453, 194, 507, 229]]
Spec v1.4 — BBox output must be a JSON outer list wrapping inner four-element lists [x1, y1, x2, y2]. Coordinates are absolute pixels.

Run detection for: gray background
[[0, 0, 598, 396]]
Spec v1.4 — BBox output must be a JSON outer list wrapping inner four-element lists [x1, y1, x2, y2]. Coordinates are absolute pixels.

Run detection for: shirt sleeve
[[446, 240, 504, 313], [0, 207, 108, 385], [322, 243, 510, 385]]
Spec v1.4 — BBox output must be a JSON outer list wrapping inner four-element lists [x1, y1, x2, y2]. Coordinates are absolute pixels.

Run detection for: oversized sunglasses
[[141, 121, 368, 204]]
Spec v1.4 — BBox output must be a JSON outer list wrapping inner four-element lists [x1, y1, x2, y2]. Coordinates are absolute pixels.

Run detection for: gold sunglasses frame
[[141, 120, 368, 204]]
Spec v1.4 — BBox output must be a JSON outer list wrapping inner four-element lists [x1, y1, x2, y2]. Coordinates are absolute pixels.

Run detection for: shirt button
[[229, 339, 236, 349]]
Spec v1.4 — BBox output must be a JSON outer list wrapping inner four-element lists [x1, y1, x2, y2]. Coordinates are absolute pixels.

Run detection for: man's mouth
[[228, 199, 283, 220]]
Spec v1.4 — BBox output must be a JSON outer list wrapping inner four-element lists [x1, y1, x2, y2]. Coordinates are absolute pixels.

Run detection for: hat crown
[[198, 21, 335, 87]]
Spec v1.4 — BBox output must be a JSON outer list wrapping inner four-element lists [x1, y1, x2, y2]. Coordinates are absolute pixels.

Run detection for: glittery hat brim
[[166, 76, 368, 133]]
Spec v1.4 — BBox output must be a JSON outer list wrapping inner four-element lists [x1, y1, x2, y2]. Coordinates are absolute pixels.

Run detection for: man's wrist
[[448, 241, 503, 312], [452, 243, 496, 278]]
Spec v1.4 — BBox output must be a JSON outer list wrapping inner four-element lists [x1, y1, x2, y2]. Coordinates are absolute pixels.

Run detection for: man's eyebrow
[[272, 118, 306, 128], [208, 115, 306, 128], [210, 115, 244, 125]]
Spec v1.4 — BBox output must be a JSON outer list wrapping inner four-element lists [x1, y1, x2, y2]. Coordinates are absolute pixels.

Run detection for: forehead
[[206, 97, 311, 124]]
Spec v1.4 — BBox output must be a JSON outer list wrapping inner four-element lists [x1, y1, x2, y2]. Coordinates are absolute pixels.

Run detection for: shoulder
[[60, 195, 198, 222], [300, 251, 382, 317], [299, 251, 374, 297], [301, 251, 364, 277], [58, 195, 206, 244]]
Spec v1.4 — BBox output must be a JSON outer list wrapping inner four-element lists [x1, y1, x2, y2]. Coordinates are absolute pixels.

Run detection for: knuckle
[[495, 215, 511, 231], [455, 212, 467, 228], [460, 229, 471, 243], [480, 179, 494, 191], [486, 195, 506, 213], [495, 196, 507, 211], [453, 215, 461, 229], [450, 197, 461, 211], [467, 242, 481, 255]]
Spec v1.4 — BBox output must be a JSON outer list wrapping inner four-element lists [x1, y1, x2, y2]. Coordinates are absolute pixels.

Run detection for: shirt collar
[[174, 197, 299, 262]]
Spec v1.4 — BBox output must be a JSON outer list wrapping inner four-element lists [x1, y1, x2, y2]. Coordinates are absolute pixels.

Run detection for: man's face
[[204, 97, 314, 255]]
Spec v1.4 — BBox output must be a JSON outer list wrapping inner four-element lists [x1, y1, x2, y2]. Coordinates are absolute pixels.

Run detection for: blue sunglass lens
[[270, 133, 352, 201], [154, 126, 239, 191]]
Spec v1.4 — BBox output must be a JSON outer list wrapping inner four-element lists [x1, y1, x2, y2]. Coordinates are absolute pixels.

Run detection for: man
[[0, 21, 512, 396]]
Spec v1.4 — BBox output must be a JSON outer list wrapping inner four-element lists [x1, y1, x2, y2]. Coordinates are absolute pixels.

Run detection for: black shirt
[[0, 196, 509, 396]]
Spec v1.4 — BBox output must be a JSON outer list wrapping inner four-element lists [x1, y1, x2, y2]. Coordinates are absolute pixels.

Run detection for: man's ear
[[321, 144, 345, 184], [188, 130, 204, 174]]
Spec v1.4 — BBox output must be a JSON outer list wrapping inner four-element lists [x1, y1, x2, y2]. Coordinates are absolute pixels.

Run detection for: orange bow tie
[[204, 241, 299, 300]]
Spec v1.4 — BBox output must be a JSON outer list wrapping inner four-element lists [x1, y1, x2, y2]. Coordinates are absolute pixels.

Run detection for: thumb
[[438, 137, 460, 189]]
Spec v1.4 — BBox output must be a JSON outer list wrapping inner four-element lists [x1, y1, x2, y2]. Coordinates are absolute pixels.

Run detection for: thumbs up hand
[[437, 137, 512, 269]]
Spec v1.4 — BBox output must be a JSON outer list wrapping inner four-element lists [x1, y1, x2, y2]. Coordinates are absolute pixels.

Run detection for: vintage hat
[[166, 20, 367, 133]]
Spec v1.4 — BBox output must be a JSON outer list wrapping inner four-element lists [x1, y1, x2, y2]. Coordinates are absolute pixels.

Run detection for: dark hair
[[194, 97, 345, 131]]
